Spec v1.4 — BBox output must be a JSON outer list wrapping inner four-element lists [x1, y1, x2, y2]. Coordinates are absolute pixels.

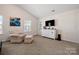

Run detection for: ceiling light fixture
[[51, 10, 55, 12]]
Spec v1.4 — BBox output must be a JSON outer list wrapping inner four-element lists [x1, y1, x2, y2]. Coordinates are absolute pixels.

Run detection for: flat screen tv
[[45, 20, 55, 26]]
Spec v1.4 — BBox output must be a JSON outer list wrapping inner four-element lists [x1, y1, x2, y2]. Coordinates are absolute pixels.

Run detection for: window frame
[[0, 16, 3, 34], [24, 20, 32, 33]]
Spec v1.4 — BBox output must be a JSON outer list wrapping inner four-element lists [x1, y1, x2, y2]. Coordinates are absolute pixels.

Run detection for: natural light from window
[[24, 20, 31, 33], [0, 16, 3, 34]]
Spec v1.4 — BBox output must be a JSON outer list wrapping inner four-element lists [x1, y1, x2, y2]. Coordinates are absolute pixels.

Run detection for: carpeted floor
[[1, 36, 79, 55]]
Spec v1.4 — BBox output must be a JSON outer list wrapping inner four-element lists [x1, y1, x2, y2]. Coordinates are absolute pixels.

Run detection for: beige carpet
[[1, 36, 79, 55]]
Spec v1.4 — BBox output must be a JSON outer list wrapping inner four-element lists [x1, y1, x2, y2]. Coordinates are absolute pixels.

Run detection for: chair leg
[[0, 41, 2, 55], [0, 48, 1, 55]]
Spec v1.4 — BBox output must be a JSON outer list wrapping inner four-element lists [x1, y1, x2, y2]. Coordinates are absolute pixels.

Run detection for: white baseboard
[[62, 39, 79, 44]]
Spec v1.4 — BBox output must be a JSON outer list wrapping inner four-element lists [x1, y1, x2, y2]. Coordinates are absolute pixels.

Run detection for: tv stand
[[41, 27, 56, 39]]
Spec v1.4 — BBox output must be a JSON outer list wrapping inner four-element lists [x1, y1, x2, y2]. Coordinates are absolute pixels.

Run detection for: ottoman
[[24, 35, 33, 44]]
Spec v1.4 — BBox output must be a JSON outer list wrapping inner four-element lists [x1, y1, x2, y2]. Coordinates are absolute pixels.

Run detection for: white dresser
[[41, 29, 56, 39]]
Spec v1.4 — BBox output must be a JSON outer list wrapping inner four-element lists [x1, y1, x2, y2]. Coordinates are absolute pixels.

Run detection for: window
[[24, 20, 31, 32], [0, 16, 3, 34]]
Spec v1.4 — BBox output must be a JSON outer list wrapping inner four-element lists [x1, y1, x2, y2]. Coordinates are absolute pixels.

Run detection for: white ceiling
[[18, 4, 79, 18]]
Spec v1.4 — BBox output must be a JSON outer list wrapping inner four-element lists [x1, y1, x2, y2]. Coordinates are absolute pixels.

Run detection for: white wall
[[0, 5, 38, 41], [76, 10, 79, 43], [39, 9, 79, 43]]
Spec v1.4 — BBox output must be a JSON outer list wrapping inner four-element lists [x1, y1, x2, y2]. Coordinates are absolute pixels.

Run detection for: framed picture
[[10, 17, 21, 26]]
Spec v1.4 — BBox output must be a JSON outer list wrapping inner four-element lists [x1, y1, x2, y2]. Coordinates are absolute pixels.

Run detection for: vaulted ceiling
[[18, 4, 79, 18]]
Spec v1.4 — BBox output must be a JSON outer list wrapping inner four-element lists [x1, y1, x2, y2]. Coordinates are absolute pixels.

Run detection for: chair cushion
[[9, 33, 26, 44], [25, 35, 33, 38]]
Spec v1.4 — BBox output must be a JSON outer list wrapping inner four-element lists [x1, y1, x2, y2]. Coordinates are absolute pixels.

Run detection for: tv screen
[[45, 20, 55, 26]]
